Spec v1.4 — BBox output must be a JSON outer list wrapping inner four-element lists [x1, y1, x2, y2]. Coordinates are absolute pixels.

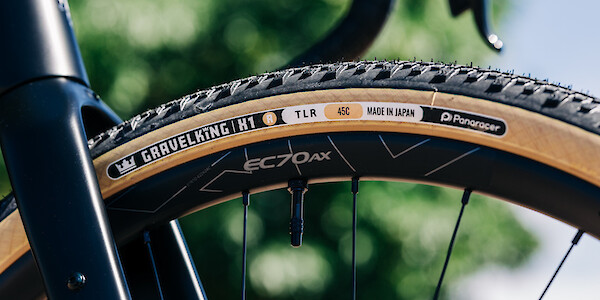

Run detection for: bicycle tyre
[[2, 60, 600, 278]]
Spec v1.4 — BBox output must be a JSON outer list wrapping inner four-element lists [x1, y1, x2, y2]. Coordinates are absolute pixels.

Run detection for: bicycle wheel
[[2, 60, 600, 297]]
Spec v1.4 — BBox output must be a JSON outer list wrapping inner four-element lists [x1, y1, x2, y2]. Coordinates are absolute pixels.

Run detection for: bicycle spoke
[[351, 177, 359, 300], [539, 229, 585, 300], [433, 188, 472, 300], [143, 231, 165, 300], [242, 191, 250, 300]]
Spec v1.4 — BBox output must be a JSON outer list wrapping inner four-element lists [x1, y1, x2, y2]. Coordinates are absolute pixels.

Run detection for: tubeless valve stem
[[288, 179, 308, 247]]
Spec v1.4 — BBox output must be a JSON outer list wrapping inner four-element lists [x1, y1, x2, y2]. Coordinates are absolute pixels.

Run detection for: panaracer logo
[[439, 111, 504, 133], [244, 151, 331, 171], [440, 112, 452, 122]]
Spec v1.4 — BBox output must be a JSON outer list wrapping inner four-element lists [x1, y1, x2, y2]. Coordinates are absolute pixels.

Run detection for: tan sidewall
[[3, 88, 600, 274], [94, 88, 600, 197]]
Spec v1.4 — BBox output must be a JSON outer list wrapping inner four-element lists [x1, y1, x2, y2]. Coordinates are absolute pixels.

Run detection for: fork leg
[[0, 78, 131, 300]]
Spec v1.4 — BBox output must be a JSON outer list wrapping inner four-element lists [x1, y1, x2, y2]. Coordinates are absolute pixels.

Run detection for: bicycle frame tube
[[0, 0, 88, 96], [0, 0, 128, 299], [0, 78, 132, 299]]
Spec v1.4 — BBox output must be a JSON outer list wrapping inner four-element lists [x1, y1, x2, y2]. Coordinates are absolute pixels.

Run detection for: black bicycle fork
[[0, 1, 204, 299]]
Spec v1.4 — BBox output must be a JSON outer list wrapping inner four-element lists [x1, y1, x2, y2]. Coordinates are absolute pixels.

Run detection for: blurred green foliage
[[0, 0, 537, 299], [67, 0, 507, 119], [69, 0, 350, 118]]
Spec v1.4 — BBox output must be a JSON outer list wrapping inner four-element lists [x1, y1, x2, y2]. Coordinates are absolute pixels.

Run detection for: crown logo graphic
[[115, 156, 137, 174]]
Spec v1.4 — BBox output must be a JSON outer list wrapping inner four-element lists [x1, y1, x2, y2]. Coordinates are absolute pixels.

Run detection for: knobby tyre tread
[[89, 60, 600, 156], [2, 60, 600, 282]]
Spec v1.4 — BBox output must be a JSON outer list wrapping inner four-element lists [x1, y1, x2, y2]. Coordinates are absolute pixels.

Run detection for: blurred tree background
[[0, 0, 538, 299]]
